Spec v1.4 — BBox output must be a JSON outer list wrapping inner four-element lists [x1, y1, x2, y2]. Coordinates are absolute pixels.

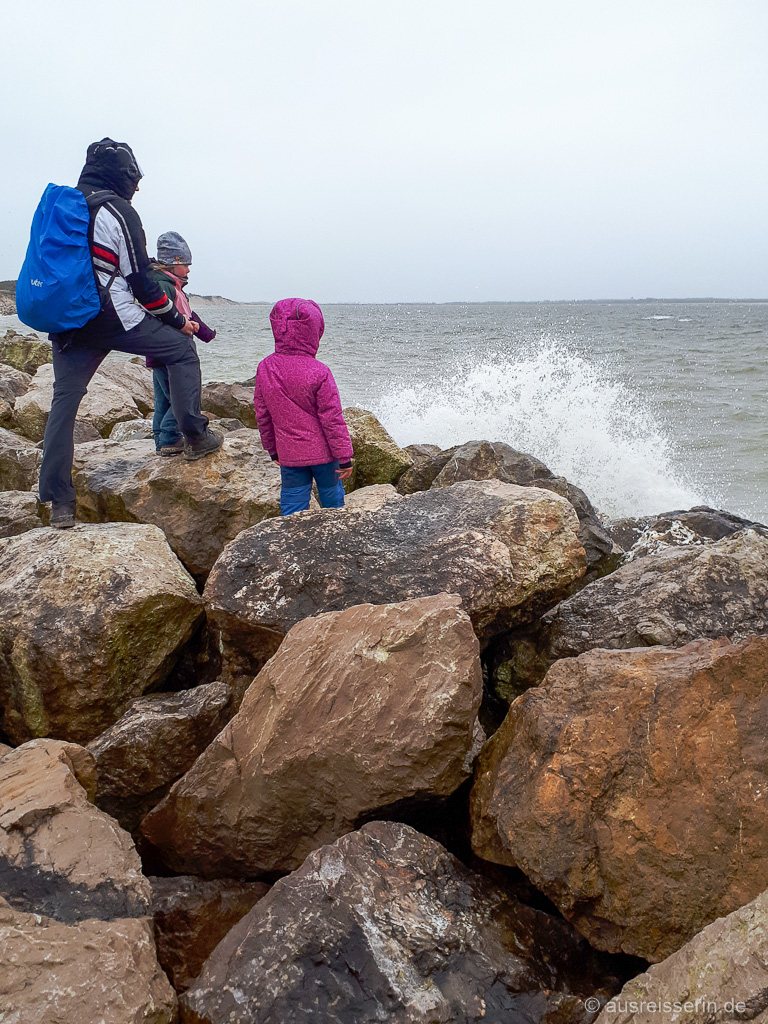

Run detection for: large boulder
[[72, 430, 282, 577], [0, 329, 52, 374], [201, 379, 257, 428], [0, 523, 203, 744], [14, 362, 140, 441], [0, 425, 41, 490], [150, 875, 269, 992], [344, 482, 402, 512], [142, 594, 483, 877], [109, 417, 154, 441], [179, 821, 624, 1024], [0, 489, 45, 536], [0, 738, 176, 1023], [204, 479, 586, 684], [543, 528, 768, 659], [470, 635, 768, 962], [596, 886, 768, 1024], [430, 439, 614, 568], [88, 682, 233, 833], [343, 406, 414, 486]]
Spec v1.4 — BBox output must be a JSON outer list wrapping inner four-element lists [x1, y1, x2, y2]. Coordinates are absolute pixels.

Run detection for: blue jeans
[[152, 367, 182, 449], [280, 461, 345, 516]]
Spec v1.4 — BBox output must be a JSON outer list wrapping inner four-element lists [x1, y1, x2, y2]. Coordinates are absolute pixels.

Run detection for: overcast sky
[[3, 1, 767, 302]]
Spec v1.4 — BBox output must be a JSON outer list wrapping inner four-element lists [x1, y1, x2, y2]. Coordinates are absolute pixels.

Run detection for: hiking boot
[[183, 427, 223, 461], [159, 438, 185, 457], [50, 501, 77, 530]]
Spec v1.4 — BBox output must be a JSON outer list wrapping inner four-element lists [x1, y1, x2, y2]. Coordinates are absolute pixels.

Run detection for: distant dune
[[188, 294, 240, 306]]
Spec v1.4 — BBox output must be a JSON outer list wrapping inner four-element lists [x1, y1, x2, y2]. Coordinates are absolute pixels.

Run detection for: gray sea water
[[3, 301, 767, 523]]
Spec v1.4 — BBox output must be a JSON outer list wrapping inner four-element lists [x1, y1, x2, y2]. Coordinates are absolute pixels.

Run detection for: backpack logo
[[30, 279, 43, 287]]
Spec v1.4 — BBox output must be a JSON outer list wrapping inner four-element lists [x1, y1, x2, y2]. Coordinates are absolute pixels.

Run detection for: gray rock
[[396, 442, 455, 494], [201, 380, 257, 428], [545, 528, 768, 660], [97, 356, 155, 415], [613, 505, 768, 560], [0, 362, 32, 405], [179, 821, 623, 1024], [88, 682, 233, 833], [109, 418, 154, 442]]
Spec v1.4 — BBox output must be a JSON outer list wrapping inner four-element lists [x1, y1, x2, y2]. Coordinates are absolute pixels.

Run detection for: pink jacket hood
[[269, 298, 325, 357]]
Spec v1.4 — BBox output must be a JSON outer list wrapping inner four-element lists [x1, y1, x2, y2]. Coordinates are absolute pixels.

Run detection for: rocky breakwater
[[0, 739, 176, 1023], [0, 523, 203, 744], [203, 478, 586, 686]]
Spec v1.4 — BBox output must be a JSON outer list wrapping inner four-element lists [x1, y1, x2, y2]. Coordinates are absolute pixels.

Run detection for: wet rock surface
[[88, 682, 233, 833], [0, 738, 176, 1023], [0, 523, 203, 744], [595, 886, 768, 1024], [343, 406, 414, 486], [143, 595, 483, 877], [72, 429, 282, 577], [471, 635, 768, 962], [204, 479, 585, 683], [610, 505, 768, 558], [179, 821, 624, 1024], [543, 528, 768, 659], [149, 875, 270, 992]]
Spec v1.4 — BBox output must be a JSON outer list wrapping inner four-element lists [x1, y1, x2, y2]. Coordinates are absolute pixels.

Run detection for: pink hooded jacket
[[254, 298, 354, 467]]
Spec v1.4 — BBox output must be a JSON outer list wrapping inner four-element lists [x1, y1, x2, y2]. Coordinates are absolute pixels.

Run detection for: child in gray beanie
[[147, 231, 216, 454]]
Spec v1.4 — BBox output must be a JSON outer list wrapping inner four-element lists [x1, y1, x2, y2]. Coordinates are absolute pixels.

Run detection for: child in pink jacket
[[254, 298, 354, 515]]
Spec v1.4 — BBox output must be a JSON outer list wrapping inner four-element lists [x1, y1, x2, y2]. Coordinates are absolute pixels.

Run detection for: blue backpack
[[16, 184, 117, 334]]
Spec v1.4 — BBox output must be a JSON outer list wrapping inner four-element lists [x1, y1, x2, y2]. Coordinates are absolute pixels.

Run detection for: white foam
[[372, 341, 708, 519]]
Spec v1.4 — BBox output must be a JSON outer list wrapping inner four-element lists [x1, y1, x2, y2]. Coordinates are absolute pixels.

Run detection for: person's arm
[[316, 369, 354, 474], [106, 200, 187, 331], [253, 372, 277, 459]]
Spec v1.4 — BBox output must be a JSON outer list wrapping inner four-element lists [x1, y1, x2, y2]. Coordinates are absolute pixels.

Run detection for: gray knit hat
[[156, 231, 192, 265]]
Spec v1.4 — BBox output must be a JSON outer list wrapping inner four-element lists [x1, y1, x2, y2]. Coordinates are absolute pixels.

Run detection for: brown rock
[[201, 380, 257, 428], [149, 875, 269, 992], [596, 886, 768, 1024], [72, 430, 282, 577], [396, 442, 454, 494], [343, 406, 413, 486], [0, 900, 176, 1024], [0, 329, 52, 374], [179, 821, 624, 1024], [203, 479, 586, 685], [0, 523, 203, 744], [88, 682, 233, 833], [142, 594, 483, 877], [0, 396, 12, 428], [0, 738, 175, 1022], [0, 489, 44, 537], [0, 425, 41, 490], [470, 636, 768, 962], [14, 363, 140, 441]]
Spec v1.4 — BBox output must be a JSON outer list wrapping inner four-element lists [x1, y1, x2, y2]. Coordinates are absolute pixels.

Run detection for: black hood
[[76, 138, 143, 200]]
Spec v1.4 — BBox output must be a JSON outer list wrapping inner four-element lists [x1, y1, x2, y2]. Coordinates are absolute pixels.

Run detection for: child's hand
[[337, 466, 354, 481], [181, 317, 199, 336]]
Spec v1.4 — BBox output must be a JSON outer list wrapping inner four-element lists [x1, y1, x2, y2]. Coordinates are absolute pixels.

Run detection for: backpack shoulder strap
[[84, 190, 122, 300]]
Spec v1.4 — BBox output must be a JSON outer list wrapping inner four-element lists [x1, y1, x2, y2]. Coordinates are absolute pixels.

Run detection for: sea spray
[[372, 341, 710, 518]]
